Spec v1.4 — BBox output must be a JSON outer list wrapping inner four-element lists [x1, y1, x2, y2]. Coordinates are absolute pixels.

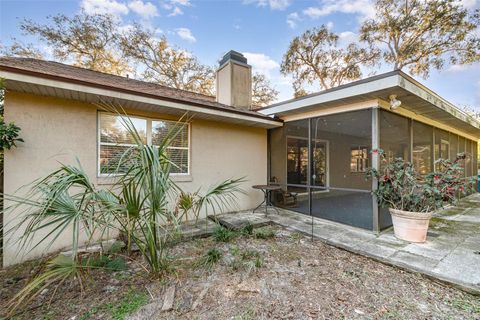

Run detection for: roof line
[[7, 57, 218, 101], [258, 70, 402, 111], [0, 64, 282, 123], [260, 69, 478, 127], [261, 69, 473, 118]]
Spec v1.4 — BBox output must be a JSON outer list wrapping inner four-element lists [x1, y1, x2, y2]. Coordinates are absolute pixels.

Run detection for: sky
[[1, 0, 479, 108]]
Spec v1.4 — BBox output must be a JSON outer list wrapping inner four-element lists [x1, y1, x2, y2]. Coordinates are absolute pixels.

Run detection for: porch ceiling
[[260, 71, 480, 138]]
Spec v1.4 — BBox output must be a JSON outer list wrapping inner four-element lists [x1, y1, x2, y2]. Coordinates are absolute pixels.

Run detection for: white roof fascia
[[259, 74, 399, 116], [398, 76, 480, 130]]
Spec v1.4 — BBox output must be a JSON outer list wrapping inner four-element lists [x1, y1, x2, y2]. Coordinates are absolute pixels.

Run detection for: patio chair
[[269, 177, 298, 207]]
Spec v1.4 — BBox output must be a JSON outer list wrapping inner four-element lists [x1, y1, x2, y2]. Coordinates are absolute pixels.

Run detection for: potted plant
[[367, 150, 475, 243]]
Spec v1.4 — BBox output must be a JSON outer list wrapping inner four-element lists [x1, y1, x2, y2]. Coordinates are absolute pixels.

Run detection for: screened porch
[[268, 108, 478, 232]]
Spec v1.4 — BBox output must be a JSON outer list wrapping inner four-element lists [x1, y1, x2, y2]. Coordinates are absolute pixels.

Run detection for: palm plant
[[174, 178, 246, 225], [4, 160, 103, 260], [3, 103, 246, 313], [6, 254, 85, 313], [101, 106, 245, 274]]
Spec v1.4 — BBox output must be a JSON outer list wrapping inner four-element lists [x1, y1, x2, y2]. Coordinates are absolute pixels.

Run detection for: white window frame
[[97, 112, 191, 177], [350, 146, 369, 173], [285, 135, 330, 188]]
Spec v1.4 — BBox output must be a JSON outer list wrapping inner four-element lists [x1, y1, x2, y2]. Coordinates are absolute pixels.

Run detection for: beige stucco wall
[[3, 91, 267, 266]]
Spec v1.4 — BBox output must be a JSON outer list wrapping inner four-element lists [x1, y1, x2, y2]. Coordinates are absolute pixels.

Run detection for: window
[[434, 128, 450, 171], [466, 139, 473, 177], [98, 113, 190, 175], [412, 121, 433, 175], [380, 110, 410, 166], [152, 120, 189, 174], [350, 146, 368, 172], [287, 137, 308, 185]]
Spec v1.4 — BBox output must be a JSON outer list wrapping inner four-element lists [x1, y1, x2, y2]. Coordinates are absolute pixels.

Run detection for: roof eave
[[259, 72, 480, 136], [0, 67, 283, 129]]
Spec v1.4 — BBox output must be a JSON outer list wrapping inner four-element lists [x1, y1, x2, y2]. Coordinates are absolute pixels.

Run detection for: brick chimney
[[216, 50, 252, 110]]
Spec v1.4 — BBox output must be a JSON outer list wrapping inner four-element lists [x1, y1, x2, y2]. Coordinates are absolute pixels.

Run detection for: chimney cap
[[219, 50, 248, 67]]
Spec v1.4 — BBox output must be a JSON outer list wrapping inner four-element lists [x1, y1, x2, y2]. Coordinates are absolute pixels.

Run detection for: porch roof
[[259, 70, 480, 138]]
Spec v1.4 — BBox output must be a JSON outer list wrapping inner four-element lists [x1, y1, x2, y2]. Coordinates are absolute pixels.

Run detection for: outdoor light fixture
[[389, 94, 402, 110]]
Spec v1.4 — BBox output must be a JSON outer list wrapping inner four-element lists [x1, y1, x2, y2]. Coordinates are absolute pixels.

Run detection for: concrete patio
[[212, 193, 480, 294]]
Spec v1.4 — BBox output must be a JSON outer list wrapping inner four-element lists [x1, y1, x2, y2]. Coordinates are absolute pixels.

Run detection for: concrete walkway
[[214, 194, 480, 294]]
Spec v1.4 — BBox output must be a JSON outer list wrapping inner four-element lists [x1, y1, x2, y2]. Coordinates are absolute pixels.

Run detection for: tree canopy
[[16, 12, 131, 76], [120, 24, 215, 96], [360, 0, 480, 78], [280, 25, 379, 96], [251, 73, 279, 108], [3, 12, 278, 104]]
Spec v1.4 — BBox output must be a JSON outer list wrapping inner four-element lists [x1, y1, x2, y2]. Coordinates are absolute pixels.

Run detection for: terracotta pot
[[389, 208, 433, 243]]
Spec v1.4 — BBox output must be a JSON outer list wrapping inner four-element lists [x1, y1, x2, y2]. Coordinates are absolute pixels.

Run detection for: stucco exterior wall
[[3, 91, 267, 266]]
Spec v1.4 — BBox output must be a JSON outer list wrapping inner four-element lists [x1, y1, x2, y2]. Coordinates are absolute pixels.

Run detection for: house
[[0, 51, 281, 266], [1, 51, 479, 266]]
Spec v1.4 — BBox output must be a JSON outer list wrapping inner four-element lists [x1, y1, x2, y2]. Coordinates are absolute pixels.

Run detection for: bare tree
[[360, 0, 480, 78], [281, 25, 379, 95], [251, 73, 279, 108], [120, 24, 215, 96]]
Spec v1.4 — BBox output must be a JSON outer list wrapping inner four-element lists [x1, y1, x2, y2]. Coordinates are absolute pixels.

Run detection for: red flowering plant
[[366, 149, 475, 213]]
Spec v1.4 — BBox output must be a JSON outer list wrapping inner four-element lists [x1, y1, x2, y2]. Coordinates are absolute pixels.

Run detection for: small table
[[252, 184, 281, 216]]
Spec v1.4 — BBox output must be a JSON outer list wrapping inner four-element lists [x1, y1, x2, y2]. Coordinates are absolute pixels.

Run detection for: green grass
[[229, 249, 264, 273], [108, 290, 149, 320], [289, 232, 304, 241], [244, 256, 264, 272], [195, 247, 222, 269], [253, 226, 276, 239], [105, 257, 128, 273], [449, 298, 480, 314], [240, 249, 261, 260], [230, 259, 243, 271], [79, 289, 148, 320], [233, 305, 257, 320], [241, 223, 254, 236], [229, 245, 240, 256], [213, 225, 238, 242], [108, 241, 126, 254], [82, 255, 128, 273]]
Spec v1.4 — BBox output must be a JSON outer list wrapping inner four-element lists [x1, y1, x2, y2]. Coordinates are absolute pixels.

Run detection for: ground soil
[[1, 226, 479, 320]]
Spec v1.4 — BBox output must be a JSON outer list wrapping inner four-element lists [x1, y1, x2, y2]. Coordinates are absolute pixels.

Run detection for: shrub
[[230, 249, 264, 273], [289, 232, 304, 241], [195, 247, 222, 269], [0, 78, 24, 172], [254, 226, 276, 239], [82, 255, 128, 272], [366, 150, 475, 213], [84, 255, 110, 268], [213, 226, 238, 242], [105, 257, 128, 273], [241, 223, 254, 236], [240, 249, 261, 261], [108, 241, 126, 254]]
